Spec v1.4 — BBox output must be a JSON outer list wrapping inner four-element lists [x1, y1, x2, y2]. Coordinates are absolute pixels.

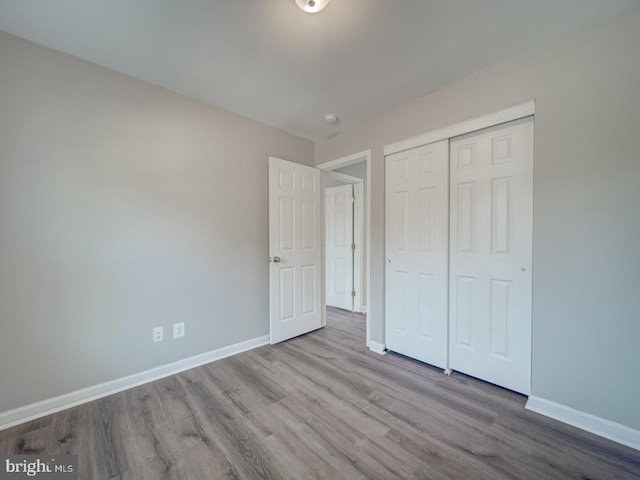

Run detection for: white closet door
[[325, 184, 354, 310], [385, 140, 449, 369], [449, 117, 533, 394]]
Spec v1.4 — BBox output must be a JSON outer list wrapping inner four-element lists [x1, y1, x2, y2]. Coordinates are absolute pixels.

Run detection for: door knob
[[272, 256, 282, 263]]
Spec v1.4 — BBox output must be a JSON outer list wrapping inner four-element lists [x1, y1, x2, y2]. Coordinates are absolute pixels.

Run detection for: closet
[[385, 116, 533, 394]]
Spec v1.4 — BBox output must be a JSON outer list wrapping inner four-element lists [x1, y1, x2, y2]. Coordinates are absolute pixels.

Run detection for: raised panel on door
[[269, 157, 322, 344], [325, 184, 354, 310], [385, 140, 449, 369], [449, 117, 533, 394]]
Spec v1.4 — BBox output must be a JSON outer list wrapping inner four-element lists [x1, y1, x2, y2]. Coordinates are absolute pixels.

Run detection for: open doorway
[[317, 150, 372, 348], [325, 168, 365, 313]]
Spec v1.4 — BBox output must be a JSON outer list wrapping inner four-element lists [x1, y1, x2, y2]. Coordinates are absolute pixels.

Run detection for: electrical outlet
[[173, 322, 185, 339], [153, 326, 164, 342]]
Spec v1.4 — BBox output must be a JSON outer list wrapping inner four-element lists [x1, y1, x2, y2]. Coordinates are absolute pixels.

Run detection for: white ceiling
[[0, 0, 638, 141]]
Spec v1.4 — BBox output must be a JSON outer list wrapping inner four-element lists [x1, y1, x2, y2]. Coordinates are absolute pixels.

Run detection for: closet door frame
[[382, 101, 535, 374], [384, 102, 535, 158]]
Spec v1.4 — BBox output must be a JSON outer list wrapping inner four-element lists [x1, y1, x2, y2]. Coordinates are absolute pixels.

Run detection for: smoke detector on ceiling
[[324, 113, 340, 125], [295, 0, 331, 14]]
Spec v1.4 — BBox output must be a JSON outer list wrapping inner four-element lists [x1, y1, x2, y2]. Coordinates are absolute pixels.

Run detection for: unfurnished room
[[0, 1, 639, 479]]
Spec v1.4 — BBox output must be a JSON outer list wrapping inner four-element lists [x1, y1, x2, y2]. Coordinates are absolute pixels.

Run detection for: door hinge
[[351, 196, 356, 204], [351, 290, 356, 297], [351, 243, 356, 251]]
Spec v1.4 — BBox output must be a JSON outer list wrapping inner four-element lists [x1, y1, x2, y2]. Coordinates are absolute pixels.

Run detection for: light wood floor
[[1, 307, 639, 479]]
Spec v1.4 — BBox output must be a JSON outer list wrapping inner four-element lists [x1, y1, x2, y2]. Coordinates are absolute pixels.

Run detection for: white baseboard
[[526, 396, 640, 451], [368, 341, 387, 355], [0, 335, 270, 432], [361, 305, 367, 314]]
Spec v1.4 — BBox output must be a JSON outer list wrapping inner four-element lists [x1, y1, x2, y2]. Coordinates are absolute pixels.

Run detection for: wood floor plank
[[156, 391, 240, 479], [1, 306, 639, 479], [249, 404, 344, 480], [182, 377, 284, 479], [93, 395, 130, 479]]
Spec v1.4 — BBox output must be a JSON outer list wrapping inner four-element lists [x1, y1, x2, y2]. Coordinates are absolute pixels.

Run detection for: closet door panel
[[385, 140, 449, 368], [449, 117, 533, 394]]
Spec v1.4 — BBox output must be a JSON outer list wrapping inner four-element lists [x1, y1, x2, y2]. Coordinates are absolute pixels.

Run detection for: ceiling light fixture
[[295, 0, 331, 14]]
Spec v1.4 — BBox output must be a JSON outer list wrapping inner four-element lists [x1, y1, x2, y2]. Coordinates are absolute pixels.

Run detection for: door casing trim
[[317, 150, 372, 349]]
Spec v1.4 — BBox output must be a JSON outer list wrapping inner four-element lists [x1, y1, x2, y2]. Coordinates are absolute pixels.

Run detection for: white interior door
[[325, 184, 354, 311], [449, 117, 533, 394], [269, 157, 322, 344], [385, 140, 449, 369]]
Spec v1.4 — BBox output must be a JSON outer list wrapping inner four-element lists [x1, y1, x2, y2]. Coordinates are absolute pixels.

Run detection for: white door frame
[[325, 171, 365, 313], [317, 150, 372, 349]]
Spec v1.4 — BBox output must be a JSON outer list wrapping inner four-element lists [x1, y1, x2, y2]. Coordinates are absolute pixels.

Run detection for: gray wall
[[334, 162, 366, 179], [316, 9, 640, 430], [324, 177, 350, 188], [0, 32, 313, 413]]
